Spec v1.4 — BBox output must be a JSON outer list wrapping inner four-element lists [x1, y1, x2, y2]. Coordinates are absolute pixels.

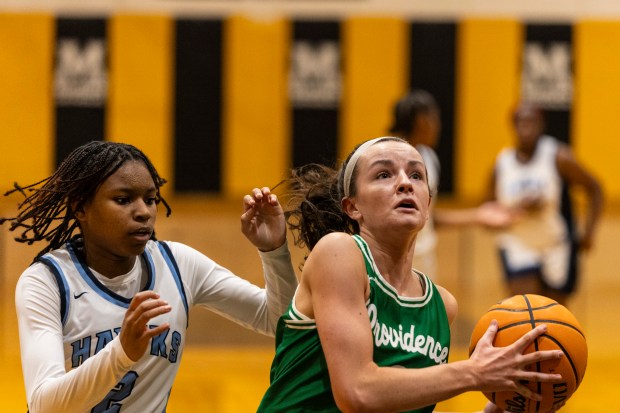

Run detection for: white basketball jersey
[[40, 240, 189, 412], [494, 135, 567, 248], [414, 144, 439, 257]]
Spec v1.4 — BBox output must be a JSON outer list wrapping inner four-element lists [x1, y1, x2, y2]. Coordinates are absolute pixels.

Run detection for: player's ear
[[342, 197, 361, 221], [72, 201, 85, 220]]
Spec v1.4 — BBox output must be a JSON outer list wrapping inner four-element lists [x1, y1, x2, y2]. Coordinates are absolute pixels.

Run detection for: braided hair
[[281, 137, 408, 252], [0, 141, 171, 260]]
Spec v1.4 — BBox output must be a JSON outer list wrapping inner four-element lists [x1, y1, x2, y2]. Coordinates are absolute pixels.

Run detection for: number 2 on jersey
[[92, 371, 138, 413]]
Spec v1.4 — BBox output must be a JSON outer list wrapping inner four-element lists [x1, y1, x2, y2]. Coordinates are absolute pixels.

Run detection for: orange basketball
[[468, 294, 588, 413]]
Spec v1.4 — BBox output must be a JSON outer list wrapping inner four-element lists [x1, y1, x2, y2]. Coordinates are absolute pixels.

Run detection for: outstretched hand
[[120, 291, 172, 362], [475, 202, 522, 229], [468, 320, 564, 402], [241, 187, 286, 252]]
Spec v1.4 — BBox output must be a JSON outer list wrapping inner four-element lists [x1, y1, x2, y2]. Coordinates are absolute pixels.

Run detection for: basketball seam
[[496, 319, 585, 338], [487, 303, 558, 312], [523, 295, 543, 413], [542, 334, 580, 387]]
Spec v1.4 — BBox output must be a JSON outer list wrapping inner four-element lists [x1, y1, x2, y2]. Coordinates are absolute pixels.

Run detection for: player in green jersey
[[258, 136, 565, 413]]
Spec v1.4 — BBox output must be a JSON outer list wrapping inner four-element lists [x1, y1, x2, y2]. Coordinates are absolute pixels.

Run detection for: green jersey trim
[[284, 290, 317, 330], [352, 234, 433, 307]]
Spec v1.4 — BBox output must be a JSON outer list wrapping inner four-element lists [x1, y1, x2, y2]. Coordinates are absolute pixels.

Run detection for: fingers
[[244, 187, 277, 206], [145, 323, 171, 340], [514, 381, 542, 401], [520, 348, 564, 368], [130, 296, 172, 328], [121, 291, 172, 361], [240, 186, 286, 251], [127, 290, 161, 311], [507, 324, 564, 377], [242, 187, 280, 217], [242, 187, 263, 213], [125, 293, 172, 342], [512, 324, 548, 352], [471, 320, 564, 400], [478, 319, 499, 347], [126, 291, 171, 325]]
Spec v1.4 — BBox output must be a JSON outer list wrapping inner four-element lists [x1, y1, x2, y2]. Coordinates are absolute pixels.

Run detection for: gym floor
[[2, 197, 618, 412]]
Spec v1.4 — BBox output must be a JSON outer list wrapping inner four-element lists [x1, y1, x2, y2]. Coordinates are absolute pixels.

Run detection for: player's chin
[[391, 217, 425, 233], [396, 210, 425, 225], [125, 240, 149, 255]]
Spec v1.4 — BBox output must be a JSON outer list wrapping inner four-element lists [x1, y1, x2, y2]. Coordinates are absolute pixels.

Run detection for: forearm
[[336, 360, 478, 413], [17, 272, 135, 413], [27, 339, 134, 413], [583, 185, 604, 242], [258, 241, 298, 330], [434, 208, 479, 228], [184, 240, 297, 336]]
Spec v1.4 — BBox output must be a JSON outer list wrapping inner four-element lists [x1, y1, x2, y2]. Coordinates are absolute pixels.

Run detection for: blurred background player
[[487, 102, 604, 306], [389, 90, 515, 278]]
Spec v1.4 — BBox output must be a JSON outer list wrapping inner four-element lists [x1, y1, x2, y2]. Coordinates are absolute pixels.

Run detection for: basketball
[[468, 294, 588, 413]]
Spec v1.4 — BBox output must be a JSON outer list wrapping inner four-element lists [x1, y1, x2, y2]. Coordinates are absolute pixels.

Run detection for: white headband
[[342, 137, 386, 198]]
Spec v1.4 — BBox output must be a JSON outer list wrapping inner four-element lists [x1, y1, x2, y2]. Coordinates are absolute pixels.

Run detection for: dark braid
[[0, 141, 171, 260]]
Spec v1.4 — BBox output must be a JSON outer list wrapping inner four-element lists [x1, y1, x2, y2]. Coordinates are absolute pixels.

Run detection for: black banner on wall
[[523, 24, 573, 144], [290, 21, 341, 168], [54, 18, 107, 166], [409, 22, 457, 195], [174, 19, 223, 192], [524, 24, 575, 244]]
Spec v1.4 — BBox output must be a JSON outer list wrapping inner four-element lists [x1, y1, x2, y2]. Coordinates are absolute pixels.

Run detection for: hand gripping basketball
[[469, 294, 588, 413]]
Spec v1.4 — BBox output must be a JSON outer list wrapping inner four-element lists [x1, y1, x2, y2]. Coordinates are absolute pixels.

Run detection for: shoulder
[[548, 137, 580, 172], [312, 232, 359, 255], [150, 240, 220, 276], [538, 135, 568, 157], [304, 233, 366, 284], [435, 284, 458, 325], [495, 146, 515, 164], [18, 261, 57, 284], [307, 233, 362, 272], [300, 233, 369, 317], [151, 240, 204, 260], [551, 138, 573, 160], [16, 262, 62, 311], [416, 144, 440, 166]]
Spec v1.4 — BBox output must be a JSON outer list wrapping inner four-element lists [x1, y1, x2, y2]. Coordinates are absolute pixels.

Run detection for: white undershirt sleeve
[[172, 241, 298, 336], [258, 242, 300, 328]]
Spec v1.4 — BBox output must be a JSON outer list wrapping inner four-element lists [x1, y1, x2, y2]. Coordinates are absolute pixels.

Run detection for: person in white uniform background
[[488, 102, 604, 305], [0, 140, 298, 413], [389, 90, 515, 279]]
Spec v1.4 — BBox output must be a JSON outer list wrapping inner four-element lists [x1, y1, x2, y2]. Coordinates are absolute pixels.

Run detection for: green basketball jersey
[[257, 234, 451, 413]]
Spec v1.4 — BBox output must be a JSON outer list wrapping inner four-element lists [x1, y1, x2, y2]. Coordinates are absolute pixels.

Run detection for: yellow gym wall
[[223, 15, 290, 195], [573, 20, 620, 199], [1, 9, 620, 413], [340, 17, 409, 160], [108, 14, 174, 198], [0, 13, 53, 190], [0, 14, 618, 203], [456, 19, 522, 200]]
